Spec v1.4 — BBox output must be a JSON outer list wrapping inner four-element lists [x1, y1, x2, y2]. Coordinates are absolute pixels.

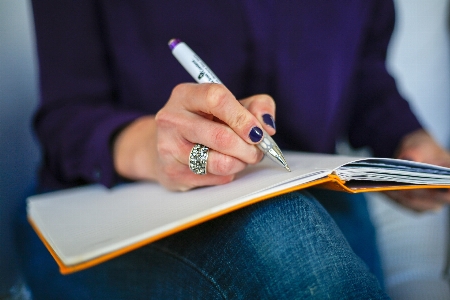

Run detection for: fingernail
[[262, 114, 276, 130], [249, 126, 263, 143]]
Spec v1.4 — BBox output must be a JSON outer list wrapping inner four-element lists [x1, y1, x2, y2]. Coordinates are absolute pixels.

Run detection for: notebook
[[27, 151, 450, 274]]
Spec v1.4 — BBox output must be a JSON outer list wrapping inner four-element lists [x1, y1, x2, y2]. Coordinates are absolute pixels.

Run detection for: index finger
[[175, 83, 265, 145]]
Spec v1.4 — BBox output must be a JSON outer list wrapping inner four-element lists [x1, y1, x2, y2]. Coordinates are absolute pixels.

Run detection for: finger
[[429, 188, 450, 204], [170, 112, 263, 164], [206, 149, 248, 175], [395, 129, 450, 166], [162, 166, 236, 192], [404, 197, 444, 212], [155, 147, 237, 191], [163, 134, 251, 175], [385, 190, 445, 212], [240, 94, 277, 135], [405, 188, 450, 206], [176, 139, 254, 176], [174, 83, 266, 145]]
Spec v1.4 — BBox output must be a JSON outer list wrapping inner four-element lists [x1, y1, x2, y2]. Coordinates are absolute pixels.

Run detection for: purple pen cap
[[168, 38, 181, 50]]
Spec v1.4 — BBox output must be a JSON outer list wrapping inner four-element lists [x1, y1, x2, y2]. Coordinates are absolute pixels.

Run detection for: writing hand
[[113, 83, 276, 191]]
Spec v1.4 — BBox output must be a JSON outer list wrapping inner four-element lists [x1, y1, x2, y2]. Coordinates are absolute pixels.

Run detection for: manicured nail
[[249, 126, 263, 143], [262, 114, 276, 130]]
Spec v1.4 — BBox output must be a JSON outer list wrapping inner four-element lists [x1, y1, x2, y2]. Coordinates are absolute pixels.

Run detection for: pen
[[168, 38, 290, 172]]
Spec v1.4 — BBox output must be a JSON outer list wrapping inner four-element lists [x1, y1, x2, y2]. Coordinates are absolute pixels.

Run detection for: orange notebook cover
[[27, 152, 450, 274]]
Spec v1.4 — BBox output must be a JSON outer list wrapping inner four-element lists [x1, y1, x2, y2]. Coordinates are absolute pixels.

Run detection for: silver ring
[[189, 143, 209, 175]]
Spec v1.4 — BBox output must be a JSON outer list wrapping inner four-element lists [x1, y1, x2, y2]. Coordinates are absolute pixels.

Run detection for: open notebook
[[27, 151, 450, 274]]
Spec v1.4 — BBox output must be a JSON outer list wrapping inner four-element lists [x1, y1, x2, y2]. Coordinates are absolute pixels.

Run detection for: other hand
[[385, 129, 450, 212]]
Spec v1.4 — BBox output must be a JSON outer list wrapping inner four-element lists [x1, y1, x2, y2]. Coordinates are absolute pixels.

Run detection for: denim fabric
[[17, 190, 388, 299], [309, 189, 384, 286]]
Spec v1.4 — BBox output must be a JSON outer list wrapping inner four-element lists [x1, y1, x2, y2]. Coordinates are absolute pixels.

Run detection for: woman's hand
[[113, 83, 276, 191], [385, 129, 450, 212]]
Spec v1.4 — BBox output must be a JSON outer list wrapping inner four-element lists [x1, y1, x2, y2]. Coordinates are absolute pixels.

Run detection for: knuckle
[[155, 139, 171, 158], [246, 94, 276, 113], [229, 110, 249, 129], [205, 84, 251, 131], [205, 84, 230, 111], [154, 110, 172, 127], [171, 83, 188, 98], [155, 109, 184, 130], [258, 94, 275, 106], [161, 164, 186, 185], [211, 155, 236, 175], [211, 127, 234, 150]]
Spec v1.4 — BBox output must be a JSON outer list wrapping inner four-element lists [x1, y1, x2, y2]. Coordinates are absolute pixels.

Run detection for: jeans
[[16, 190, 388, 299], [310, 189, 384, 286]]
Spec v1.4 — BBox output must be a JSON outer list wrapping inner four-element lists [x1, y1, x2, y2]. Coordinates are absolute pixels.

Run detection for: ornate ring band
[[189, 143, 209, 175]]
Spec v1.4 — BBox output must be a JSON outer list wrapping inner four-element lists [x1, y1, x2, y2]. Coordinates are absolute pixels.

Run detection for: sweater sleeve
[[347, 0, 422, 158], [32, 0, 145, 188]]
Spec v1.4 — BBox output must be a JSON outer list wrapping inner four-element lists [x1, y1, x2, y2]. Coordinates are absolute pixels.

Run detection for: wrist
[[112, 115, 158, 181]]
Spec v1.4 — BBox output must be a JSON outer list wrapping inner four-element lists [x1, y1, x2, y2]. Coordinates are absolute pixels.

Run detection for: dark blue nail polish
[[249, 126, 263, 143], [262, 114, 276, 130]]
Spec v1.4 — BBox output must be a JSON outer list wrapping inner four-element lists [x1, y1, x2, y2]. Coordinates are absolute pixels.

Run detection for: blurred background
[[0, 0, 449, 299], [387, 0, 450, 146], [369, 0, 450, 299], [0, 1, 39, 298]]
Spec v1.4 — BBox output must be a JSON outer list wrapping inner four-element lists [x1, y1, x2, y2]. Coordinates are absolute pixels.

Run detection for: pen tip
[[168, 38, 181, 50], [285, 165, 291, 172]]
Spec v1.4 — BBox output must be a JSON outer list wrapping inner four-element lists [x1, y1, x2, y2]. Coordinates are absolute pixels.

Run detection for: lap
[[309, 189, 383, 284], [16, 190, 387, 299]]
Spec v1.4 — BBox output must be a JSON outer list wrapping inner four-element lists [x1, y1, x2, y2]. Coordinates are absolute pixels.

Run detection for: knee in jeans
[[228, 191, 330, 268]]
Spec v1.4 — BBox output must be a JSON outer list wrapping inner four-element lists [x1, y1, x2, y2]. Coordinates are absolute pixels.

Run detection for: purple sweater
[[31, 0, 422, 189]]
